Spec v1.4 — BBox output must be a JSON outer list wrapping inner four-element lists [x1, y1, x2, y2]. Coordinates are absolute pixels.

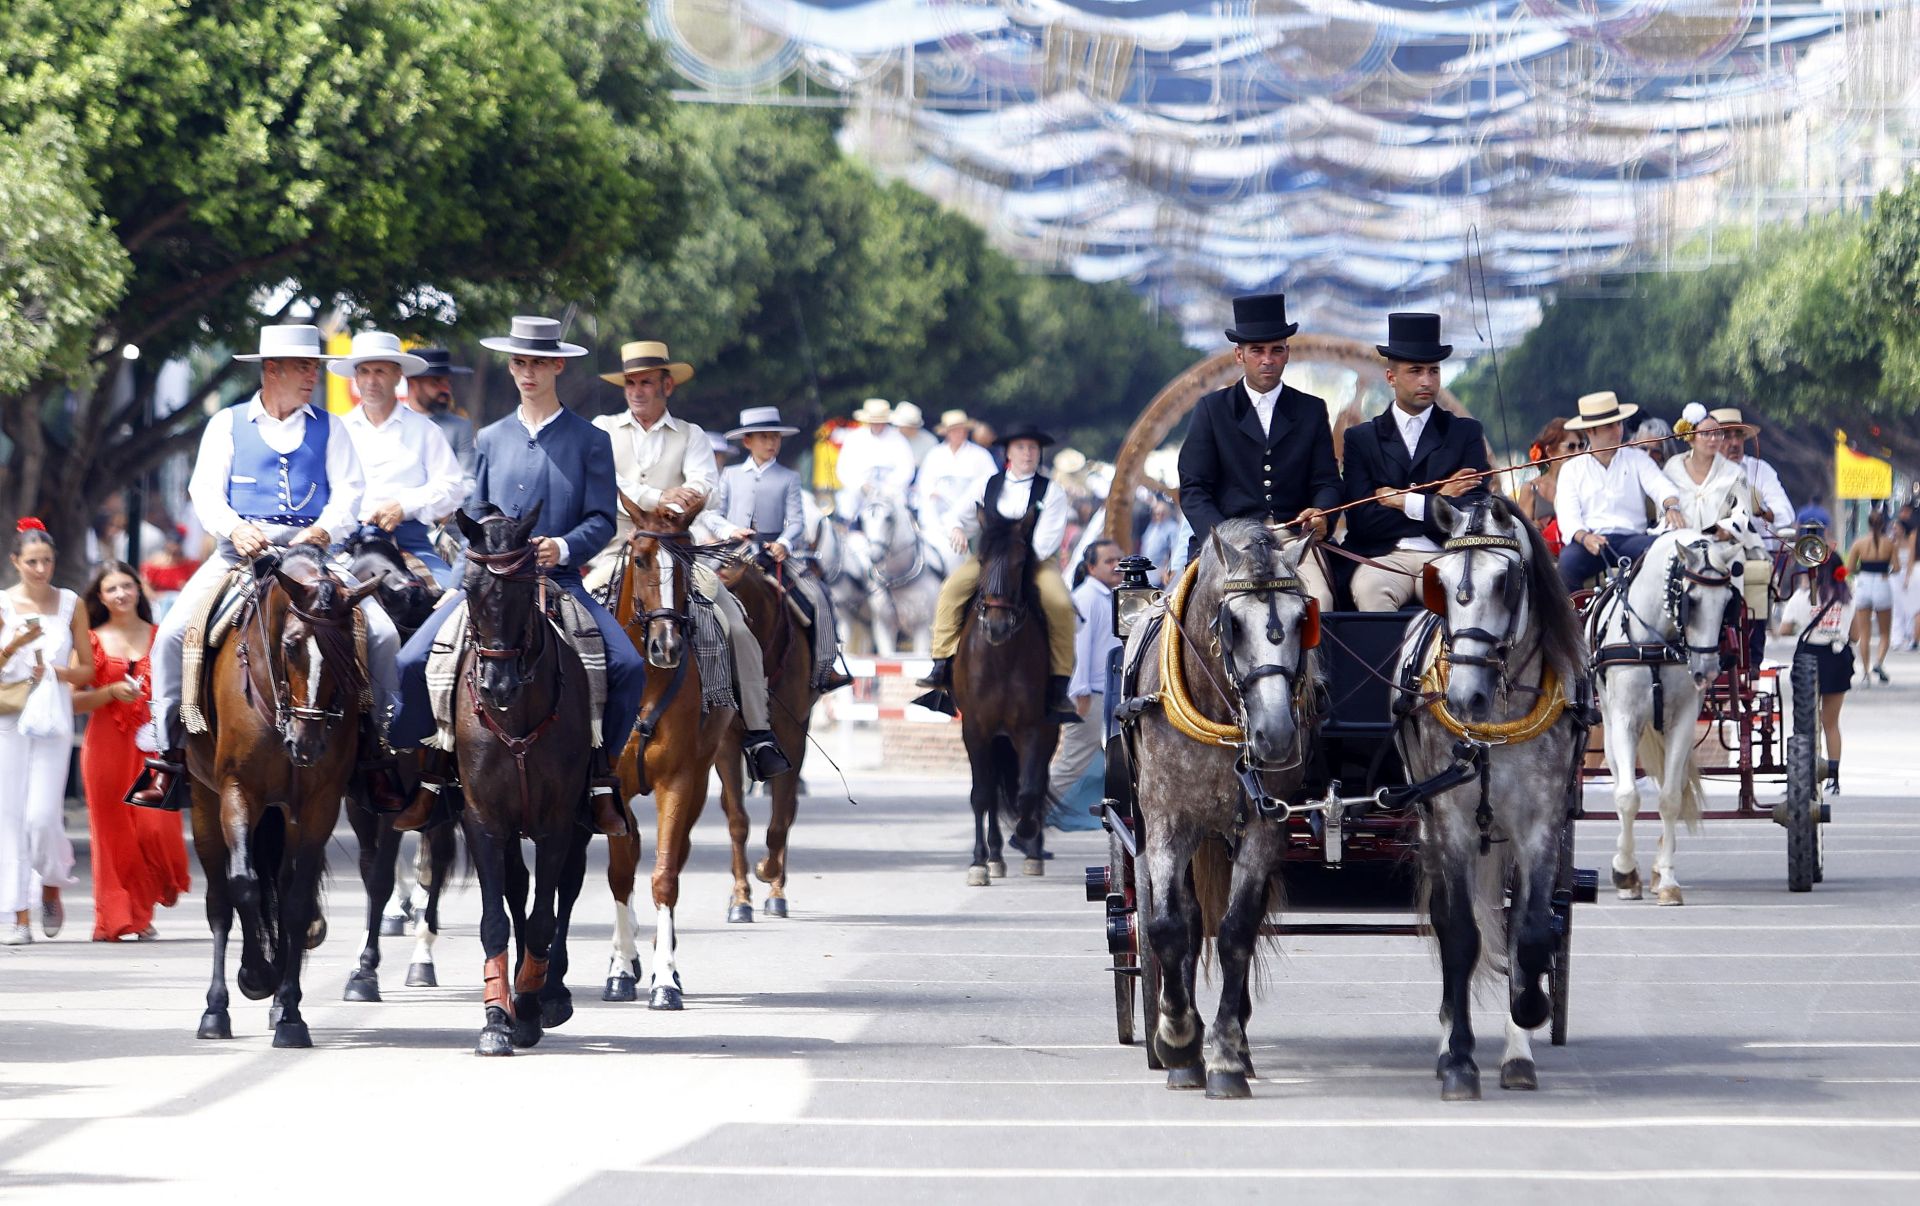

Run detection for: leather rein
[[462, 540, 565, 814], [235, 561, 365, 739]]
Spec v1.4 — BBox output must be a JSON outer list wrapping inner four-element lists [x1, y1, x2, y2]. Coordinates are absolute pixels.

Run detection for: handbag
[[18, 672, 67, 739], [0, 676, 28, 716]]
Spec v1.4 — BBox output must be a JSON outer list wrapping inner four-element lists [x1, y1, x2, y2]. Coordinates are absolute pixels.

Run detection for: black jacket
[[1339, 406, 1491, 558], [1177, 381, 1341, 547]]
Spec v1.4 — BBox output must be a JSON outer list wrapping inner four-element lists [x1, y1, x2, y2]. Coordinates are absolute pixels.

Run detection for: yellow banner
[[325, 332, 354, 414], [1834, 429, 1893, 500]]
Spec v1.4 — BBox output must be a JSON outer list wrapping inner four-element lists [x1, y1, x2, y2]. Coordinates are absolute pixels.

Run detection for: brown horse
[[601, 497, 734, 1010], [954, 507, 1061, 885], [452, 506, 596, 1055], [188, 545, 379, 1047], [714, 554, 819, 922]]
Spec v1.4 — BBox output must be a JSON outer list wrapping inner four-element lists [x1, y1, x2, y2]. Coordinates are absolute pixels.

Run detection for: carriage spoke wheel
[[1785, 646, 1819, 893], [1108, 827, 1136, 1046], [1137, 849, 1163, 1071]]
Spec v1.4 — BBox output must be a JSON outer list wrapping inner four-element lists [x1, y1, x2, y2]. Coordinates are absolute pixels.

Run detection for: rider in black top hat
[[1175, 292, 1339, 606]]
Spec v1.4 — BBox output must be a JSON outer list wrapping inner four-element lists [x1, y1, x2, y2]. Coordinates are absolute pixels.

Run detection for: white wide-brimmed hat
[[479, 315, 589, 358], [853, 398, 893, 424], [598, 340, 694, 386], [234, 324, 332, 363], [891, 402, 925, 428], [1564, 390, 1639, 431], [934, 408, 971, 435], [727, 406, 799, 438], [326, 330, 428, 378]]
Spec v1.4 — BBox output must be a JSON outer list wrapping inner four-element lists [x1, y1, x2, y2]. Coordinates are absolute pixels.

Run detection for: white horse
[[811, 513, 874, 653], [856, 490, 944, 656], [1588, 526, 1751, 905]]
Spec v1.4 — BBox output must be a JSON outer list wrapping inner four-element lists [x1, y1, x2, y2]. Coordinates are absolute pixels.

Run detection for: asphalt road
[[4, 644, 1918, 1205]]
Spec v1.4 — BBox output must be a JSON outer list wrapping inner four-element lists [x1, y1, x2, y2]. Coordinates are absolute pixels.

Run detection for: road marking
[[1745, 1042, 1920, 1050], [736, 1115, 1920, 1131], [811, 1077, 1308, 1086], [639, 1166, 1920, 1183], [879, 951, 1920, 960]]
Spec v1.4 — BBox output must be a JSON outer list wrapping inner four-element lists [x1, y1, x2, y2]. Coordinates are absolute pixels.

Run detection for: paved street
[[4, 645, 1919, 1204]]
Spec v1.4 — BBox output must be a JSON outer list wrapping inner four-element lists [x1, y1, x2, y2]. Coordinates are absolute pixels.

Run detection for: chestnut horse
[[601, 498, 734, 1010], [452, 507, 596, 1055], [188, 546, 378, 1047], [715, 553, 819, 922]]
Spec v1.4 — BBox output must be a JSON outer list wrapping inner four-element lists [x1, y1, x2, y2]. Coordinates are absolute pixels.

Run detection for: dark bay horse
[[714, 553, 819, 922], [601, 498, 733, 1010], [953, 507, 1060, 885], [452, 506, 595, 1055], [338, 528, 460, 1002], [188, 545, 378, 1047]]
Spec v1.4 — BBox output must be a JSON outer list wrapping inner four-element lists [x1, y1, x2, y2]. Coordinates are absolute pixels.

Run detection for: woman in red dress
[[73, 561, 189, 940]]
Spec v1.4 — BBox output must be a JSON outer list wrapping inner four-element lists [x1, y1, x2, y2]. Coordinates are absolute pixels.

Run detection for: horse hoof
[[405, 963, 437, 988], [966, 865, 991, 887], [1500, 1059, 1538, 1091], [1511, 984, 1550, 1031], [237, 966, 274, 1002], [379, 915, 406, 938], [603, 974, 638, 1003], [197, 1010, 232, 1041], [1022, 858, 1045, 877], [649, 984, 685, 1011], [727, 902, 754, 924], [1435, 1055, 1447, 1079], [1205, 1071, 1252, 1099], [1440, 1065, 1481, 1102], [509, 1016, 543, 1049], [475, 1028, 514, 1057], [987, 859, 1007, 880], [1165, 1064, 1206, 1091], [753, 858, 776, 884], [763, 897, 788, 919], [342, 971, 381, 1003], [271, 1019, 312, 1049], [541, 996, 574, 1030], [305, 917, 327, 950], [1153, 1026, 1204, 1070], [1612, 867, 1642, 900], [1657, 884, 1684, 906]]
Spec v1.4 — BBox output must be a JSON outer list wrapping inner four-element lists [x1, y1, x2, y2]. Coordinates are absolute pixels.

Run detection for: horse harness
[[234, 557, 367, 738], [1587, 538, 1733, 732], [463, 540, 567, 817], [974, 473, 1050, 632]]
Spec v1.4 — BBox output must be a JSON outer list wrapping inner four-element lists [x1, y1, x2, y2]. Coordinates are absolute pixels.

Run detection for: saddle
[[180, 564, 368, 734], [424, 591, 608, 751]]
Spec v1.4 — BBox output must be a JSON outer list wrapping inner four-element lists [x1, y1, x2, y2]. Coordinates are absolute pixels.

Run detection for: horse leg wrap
[[484, 953, 513, 1017], [514, 955, 550, 996]]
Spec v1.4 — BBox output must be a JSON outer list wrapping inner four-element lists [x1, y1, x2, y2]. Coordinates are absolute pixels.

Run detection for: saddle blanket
[[180, 565, 369, 734], [424, 593, 607, 751], [688, 562, 737, 715]]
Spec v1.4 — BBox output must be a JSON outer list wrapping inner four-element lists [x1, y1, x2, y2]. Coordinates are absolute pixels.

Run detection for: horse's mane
[[1473, 495, 1587, 682], [273, 544, 346, 613], [977, 508, 1036, 602]]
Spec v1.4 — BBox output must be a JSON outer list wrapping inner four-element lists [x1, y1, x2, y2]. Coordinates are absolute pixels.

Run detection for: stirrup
[[911, 687, 959, 717], [126, 756, 190, 812]]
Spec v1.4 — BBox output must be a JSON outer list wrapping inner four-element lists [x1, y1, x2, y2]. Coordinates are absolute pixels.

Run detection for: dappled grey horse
[[856, 490, 944, 656]]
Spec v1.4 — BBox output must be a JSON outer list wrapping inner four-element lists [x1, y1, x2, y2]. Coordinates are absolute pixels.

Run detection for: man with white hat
[[833, 398, 917, 519], [891, 401, 937, 465], [1712, 407, 1792, 540], [1556, 390, 1687, 586], [703, 406, 854, 693], [131, 324, 406, 812], [584, 339, 792, 780], [332, 331, 465, 587], [912, 408, 998, 541]]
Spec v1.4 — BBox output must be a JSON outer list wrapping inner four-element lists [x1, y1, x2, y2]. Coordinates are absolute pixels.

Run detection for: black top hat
[[1225, 293, 1298, 343], [406, 346, 472, 377], [996, 421, 1056, 449], [1376, 313, 1452, 363]]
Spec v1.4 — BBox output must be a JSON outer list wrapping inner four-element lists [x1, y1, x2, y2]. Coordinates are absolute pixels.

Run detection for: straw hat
[[726, 406, 799, 438], [853, 398, 893, 424], [934, 408, 971, 435], [1564, 390, 1639, 431], [326, 330, 428, 378], [598, 339, 693, 386], [891, 401, 926, 429], [234, 324, 331, 362]]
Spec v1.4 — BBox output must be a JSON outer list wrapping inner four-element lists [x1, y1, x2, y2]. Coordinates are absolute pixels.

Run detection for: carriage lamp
[[1113, 554, 1159, 638], [1787, 523, 1831, 569]]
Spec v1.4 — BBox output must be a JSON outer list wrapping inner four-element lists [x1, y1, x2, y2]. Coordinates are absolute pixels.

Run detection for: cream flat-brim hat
[[1564, 390, 1639, 431]]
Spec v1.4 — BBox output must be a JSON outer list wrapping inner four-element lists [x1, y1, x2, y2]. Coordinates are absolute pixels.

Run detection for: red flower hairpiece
[[15, 517, 46, 533], [1833, 565, 1849, 583]]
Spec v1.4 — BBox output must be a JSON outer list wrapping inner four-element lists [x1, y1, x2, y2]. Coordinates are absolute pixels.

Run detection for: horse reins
[[463, 539, 565, 816], [235, 561, 365, 737]]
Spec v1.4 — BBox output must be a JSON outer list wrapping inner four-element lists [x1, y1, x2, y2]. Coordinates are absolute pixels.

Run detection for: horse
[[187, 545, 380, 1047], [600, 497, 734, 1011], [812, 512, 874, 653], [856, 490, 943, 656], [1398, 495, 1591, 1100], [450, 505, 596, 1054], [1120, 519, 1320, 1097], [714, 551, 820, 922], [337, 527, 461, 1002], [1587, 525, 1749, 906], [953, 505, 1062, 885]]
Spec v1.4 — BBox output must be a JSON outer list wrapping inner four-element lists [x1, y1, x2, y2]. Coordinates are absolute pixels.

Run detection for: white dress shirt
[[1663, 452, 1753, 532], [343, 403, 465, 524], [1246, 379, 1282, 434], [1556, 446, 1673, 540], [188, 395, 364, 544], [1067, 576, 1119, 702], [914, 439, 999, 532], [835, 425, 918, 515], [1739, 456, 1793, 535], [1388, 404, 1440, 546], [964, 472, 1071, 561], [601, 411, 716, 510]]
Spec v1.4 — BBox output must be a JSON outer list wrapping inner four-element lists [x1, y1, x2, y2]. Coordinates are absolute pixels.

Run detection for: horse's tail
[[1191, 837, 1280, 988], [1634, 723, 1705, 832]]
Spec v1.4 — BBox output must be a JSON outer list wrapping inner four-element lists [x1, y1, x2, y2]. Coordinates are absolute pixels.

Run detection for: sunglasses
[[1559, 439, 1587, 451]]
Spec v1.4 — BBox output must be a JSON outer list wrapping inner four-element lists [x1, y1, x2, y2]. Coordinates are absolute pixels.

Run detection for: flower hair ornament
[[15, 517, 47, 533]]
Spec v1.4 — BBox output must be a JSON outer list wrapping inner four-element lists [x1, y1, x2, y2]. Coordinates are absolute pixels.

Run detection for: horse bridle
[[1599, 537, 1734, 663], [628, 529, 700, 655], [1428, 532, 1529, 683], [1209, 573, 1318, 772], [464, 540, 555, 685], [236, 561, 366, 736]]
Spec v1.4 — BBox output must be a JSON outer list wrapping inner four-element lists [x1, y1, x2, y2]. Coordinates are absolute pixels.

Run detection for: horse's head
[[1426, 495, 1539, 721], [976, 506, 1038, 645], [621, 494, 694, 669], [1673, 530, 1744, 685], [457, 503, 546, 710], [265, 545, 378, 767], [345, 527, 439, 635], [859, 490, 899, 551], [1202, 520, 1317, 766]]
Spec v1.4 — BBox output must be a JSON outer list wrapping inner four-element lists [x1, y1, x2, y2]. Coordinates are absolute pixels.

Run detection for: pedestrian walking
[[72, 561, 188, 940], [1846, 509, 1899, 684], [1, 519, 90, 945], [1778, 554, 1856, 796], [1046, 539, 1122, 832]]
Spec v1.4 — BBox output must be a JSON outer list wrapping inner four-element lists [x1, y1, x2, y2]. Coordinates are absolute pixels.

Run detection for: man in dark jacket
[[1176, 292, 1339, 607], [1340, 313, 1489, 609]]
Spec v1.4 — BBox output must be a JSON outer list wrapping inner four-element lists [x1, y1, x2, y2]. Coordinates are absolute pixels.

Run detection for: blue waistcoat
[[228, 406, 330, 524]]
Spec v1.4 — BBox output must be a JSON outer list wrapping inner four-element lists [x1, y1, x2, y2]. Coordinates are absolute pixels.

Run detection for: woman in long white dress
[[1663, 414, 1754, 532]]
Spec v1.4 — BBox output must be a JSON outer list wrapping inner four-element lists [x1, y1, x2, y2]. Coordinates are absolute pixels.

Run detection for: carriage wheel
[[1108, 827, 1137, 1046], [1785, 647, 1819, 893], [1138, 863, 1163, 1071], [1549, 825, 1575, 1047]]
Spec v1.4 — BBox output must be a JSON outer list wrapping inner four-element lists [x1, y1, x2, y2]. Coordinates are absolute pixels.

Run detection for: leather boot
[[1046, 675, 1083, 725], [743, 730, 793, 782], [587, 746, 628, 838], [392, 749, 455, 833], [358, 719, 409, 814], [816, 665, 855, 693], [126, 752, 189, 811], [910, 657, 958, 715]]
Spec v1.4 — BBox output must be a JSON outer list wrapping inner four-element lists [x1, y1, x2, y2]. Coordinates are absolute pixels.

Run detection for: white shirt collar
[[743, 457, 775, 476], [1005, 471, 1039, 484], [517, 404, 565, 434], [245, 396, 315, 424], [345, 402, 409, 430], [1245, 379, 1282, 407]]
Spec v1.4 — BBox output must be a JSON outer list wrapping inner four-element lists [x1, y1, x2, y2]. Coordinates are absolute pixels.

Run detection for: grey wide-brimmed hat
[[727, 406, 800, 438], [479, 315, 589, 359], [326, 330, 428, 378], [233, 324, 332, 363]]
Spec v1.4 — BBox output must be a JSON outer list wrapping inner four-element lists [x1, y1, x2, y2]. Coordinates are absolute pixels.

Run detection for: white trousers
[[0, 727, 76, 913], [1047, 701, 1105, 803]]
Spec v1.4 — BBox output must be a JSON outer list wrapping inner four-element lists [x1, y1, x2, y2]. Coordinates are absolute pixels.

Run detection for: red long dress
[[83, 631, 190, 939]]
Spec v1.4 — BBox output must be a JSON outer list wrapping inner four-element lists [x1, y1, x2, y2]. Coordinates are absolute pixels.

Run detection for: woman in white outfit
[[1, 519, 91, 944], [1663, 413, 1753, 532]]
